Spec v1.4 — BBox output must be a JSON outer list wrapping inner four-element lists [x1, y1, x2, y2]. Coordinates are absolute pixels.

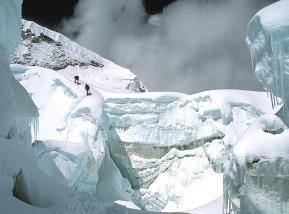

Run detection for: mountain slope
[[12, 20, 146, 93]]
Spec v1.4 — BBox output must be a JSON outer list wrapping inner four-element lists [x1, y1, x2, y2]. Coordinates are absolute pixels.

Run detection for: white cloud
[[61, 0, 274, 93]]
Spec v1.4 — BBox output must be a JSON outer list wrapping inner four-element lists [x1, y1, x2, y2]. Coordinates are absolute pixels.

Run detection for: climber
[[74, 75, 80, 84], [85, 84, 91, 96]]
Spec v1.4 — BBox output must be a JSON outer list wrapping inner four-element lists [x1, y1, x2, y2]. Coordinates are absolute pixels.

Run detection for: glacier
[[2, 0, 289, 213], [10, 19, 281, 212]]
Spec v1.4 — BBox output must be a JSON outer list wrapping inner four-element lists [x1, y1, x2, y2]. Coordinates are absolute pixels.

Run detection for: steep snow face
[[12, 20, 146, 93], [101, 90, 278, 212], [246, 0, 289, 121]]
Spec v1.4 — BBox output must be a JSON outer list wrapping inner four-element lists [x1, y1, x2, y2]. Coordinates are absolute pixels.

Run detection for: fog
[[62, 0, 275, 93]]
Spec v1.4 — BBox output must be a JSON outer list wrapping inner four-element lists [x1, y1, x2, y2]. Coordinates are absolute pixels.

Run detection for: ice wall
[[0, 0, 39, 142], [224, 115, 289, 214], [101, 90, 276, 212], [246, 0, 289, 123], [0, 0, 22, 57], [0, 1, 104, 213], [0, 0, 23, 139]]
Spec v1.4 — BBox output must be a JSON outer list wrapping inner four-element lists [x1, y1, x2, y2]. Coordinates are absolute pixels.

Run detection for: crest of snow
[[234, 115, 289, 161]]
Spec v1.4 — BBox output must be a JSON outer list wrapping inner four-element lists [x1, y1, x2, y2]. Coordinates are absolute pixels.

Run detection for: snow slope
[[12, 20, 146, 93], [9, 19, 149, 211], [11, 64, 135, 206]]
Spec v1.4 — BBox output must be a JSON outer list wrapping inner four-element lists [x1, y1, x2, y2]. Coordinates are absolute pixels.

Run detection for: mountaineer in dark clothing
[[74, 76, 80, 84], [85, 84, 90, 96]]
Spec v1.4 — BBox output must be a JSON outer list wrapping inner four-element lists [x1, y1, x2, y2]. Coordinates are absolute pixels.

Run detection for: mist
[[61, 0, 275, 93]]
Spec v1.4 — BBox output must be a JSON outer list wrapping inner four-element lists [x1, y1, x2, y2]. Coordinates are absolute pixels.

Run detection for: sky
[[23, 0, 277, 93]]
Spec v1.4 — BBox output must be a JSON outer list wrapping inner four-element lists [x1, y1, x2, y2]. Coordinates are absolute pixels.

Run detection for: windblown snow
[[2, 0, 289, 213]]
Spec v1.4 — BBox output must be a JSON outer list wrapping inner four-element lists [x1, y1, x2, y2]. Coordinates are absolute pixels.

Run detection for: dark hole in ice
[[264, 128, 284, 135], [13, 170, 31, 205]]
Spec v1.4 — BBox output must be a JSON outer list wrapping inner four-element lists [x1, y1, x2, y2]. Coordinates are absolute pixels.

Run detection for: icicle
[[31, 117, 39, 143], [275, 95, 278, 109], [270, 91, 274, 109], [279, 41, 286, 116], [272, 96, 275, 109]]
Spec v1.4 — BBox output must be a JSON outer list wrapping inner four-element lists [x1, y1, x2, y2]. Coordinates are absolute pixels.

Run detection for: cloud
[[61, 0, 275, 93]]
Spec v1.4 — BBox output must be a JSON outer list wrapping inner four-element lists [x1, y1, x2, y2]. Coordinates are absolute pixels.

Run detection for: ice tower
[[246, 0, 289, 124], [225, 1, 289, 213]]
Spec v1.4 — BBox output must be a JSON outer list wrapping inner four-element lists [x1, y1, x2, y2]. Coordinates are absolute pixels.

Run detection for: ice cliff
[[224, 115, 289, 214], [246, 0, 289, 123], [224, 1, 289, 213], [101, 90, 278, 212]]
